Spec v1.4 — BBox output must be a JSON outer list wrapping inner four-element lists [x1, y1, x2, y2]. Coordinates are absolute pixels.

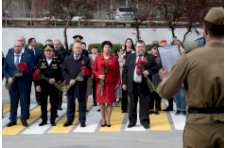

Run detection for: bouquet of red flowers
[[32, 69, 62, 91], [123, 55, 126, 59], [61, 66, 90, 92], [135, 59, 156, 92], [6, 63, 29, 90], [97, 59, 112, 96]]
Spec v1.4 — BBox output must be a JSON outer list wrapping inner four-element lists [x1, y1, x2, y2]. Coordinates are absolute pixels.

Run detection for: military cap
[[43, 44, 54, 51], [73, 35, 83, 42], [204, 7, 224, 25]]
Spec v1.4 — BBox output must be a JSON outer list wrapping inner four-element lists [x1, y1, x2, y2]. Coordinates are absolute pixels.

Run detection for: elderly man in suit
[[62, 41, 91, 127], [3, 41, 34, 127], [122, 40, 159, 129], [28, 38, 42, 105]]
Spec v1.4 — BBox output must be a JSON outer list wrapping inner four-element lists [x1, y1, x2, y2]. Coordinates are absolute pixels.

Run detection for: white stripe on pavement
[[21, 103, 67, 135], [125, 101, 147, 131], [2, 104, 37, 127], [73, 106, 102, 133]]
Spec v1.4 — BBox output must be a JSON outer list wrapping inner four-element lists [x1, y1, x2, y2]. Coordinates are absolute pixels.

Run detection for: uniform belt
[[188, 107, 224, 114]]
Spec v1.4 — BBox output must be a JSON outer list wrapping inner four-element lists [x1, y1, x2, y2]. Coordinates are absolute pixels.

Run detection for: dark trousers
[[58, 90, 63, 106], [40, 84, 58, 122], [26, 81, 32, 118], [66, 96, 86, 123], [121, 89, 128, 111], [149, 92, 161, 110], [128, 82, 150, 126], [33, 80, 41, 104], [9, 84, 28, 122], [168, 98, 174, 108], [92, 80, 96, 104]]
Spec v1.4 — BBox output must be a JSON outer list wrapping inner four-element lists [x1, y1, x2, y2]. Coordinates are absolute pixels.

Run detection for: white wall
[[2, 28, 203, 55]]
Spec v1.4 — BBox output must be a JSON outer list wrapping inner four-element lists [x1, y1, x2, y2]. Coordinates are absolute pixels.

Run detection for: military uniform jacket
[[62, 54, 91, 98], [36, 57, 63, 86], [157, 42, 224, 124]]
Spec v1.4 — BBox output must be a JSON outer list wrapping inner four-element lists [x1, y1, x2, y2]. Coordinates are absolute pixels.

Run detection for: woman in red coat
[[92, 41, 121, 127]]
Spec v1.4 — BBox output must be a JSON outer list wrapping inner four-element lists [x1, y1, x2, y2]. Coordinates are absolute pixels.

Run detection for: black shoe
[[149, 110, 154, 114], [63, 122, 72, 127], [101, 122, 106, 127], [155, 110, 159, 115], [38, 102, 41, 106], [39, 121, 47, 126], [86, 110, 89, 112], [40, 115, 42, 118], [97, 109, 100, 112], [143, 124, 150, 129], [93, 103, 97, 106], [7, 122, 17, 127], [122, 110, 127, 113], [22, 121, 28, 127], [127, 124, 135, 128], [163, 107, 173, 111], [56, 114, 59, 118], [106, 124, 111, 127], [80, 123, 86, 127], [58, 105, 62, 110], [51, 121, 56, 126]]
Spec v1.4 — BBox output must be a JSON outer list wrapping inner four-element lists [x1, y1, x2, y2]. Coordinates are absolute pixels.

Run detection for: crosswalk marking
[[150, 103, 171, 131], [73, 106, 102, 133], [2, 104, 50, 135], [169, 110, 186, 130], [47, 103, 92, 133], [99, 106, 125, 132], [2, 104, 37, 127], [21, 103, 67, 135], [3, 104, 10, 114], [125, 102, 147, 131]]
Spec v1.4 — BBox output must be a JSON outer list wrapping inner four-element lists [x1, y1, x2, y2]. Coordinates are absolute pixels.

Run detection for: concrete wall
[[2, 28, 203, 55]]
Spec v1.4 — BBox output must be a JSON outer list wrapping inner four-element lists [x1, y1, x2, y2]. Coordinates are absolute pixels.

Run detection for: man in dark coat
[[62, 41, 91, 127], [122, 40, 159, 129]]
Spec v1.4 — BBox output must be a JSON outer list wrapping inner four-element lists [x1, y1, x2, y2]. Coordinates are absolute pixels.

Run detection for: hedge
[[25, 43, 44, 51]]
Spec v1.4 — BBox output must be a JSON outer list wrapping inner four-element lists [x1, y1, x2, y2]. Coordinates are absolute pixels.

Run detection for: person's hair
[[204, 20, 224, 38], [151, 40, 159, 45], [81, 42, 86, 46], [136, 40, 145, 46], [114, 48, 121, 57], [124, 38, 135, 51], [90, 47, 98, 54], [28, 38, 35, 45], [173, 36, 177, 39], [102, 41, 112, 49], [54, 40, 61, 44], [45, 39, 53, 44]]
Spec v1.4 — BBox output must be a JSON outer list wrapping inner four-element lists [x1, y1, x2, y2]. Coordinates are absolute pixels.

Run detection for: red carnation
[[17, 63, 29, 71], [123, 55, 126, 59], [61, 80, 66, 86], [135, 61, 146, 67], [81, 66, 90, 76], [32, 69, 40, 81]]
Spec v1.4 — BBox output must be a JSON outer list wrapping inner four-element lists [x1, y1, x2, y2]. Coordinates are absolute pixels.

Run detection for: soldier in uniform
[[36, 44, 63, 126], [157, 7, 224, 147]]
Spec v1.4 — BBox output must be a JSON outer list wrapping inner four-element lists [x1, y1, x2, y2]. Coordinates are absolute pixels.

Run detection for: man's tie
[[75, 56, 78, 61], [136, 55, 142, 76], [15, 55, 20, 67]]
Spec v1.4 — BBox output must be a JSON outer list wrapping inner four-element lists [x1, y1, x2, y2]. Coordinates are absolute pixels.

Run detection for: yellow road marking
[[2, 104, 51, 135], [150, 102, 171, 131], [99, 106, 125, 132], [48, 103, 92, 133], [3, 104, 10, 114]]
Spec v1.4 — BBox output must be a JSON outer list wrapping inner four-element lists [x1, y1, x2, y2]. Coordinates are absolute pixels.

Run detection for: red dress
[[92, 53, 121, 104]]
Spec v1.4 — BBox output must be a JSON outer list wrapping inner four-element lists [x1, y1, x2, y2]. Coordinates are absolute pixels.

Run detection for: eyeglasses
[[153, 47, 157, 50]]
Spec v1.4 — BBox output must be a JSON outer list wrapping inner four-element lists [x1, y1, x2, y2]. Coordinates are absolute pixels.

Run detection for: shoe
[[56, 114, 59, 118], [51, 121, 56, 126], [22, 121, 28, 127], [58, 105, 62, 110], [155, 110, 159, 115], [80, 123, 86, 127], [101, 122, 106, 127], [149, 110, 154, 114], [163, 107, 173, 111], [106, 124, 111, 127], [63, 122, 72, 127], [39, 121, 47, 126], [143, 124, 150, 129], [38, 102, 41, 106], [181, 111, 187, 116], [93, 103, 97, 106], [122, 110, 127, 113], [7, 122, 17, 127], [40, 115, 42, 118], [86, 110, 89, 112], [175, 110, 181, 115], [77, 109, 79, 112], [127, 124, 135, 128], [97, 109, 100, 112]]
